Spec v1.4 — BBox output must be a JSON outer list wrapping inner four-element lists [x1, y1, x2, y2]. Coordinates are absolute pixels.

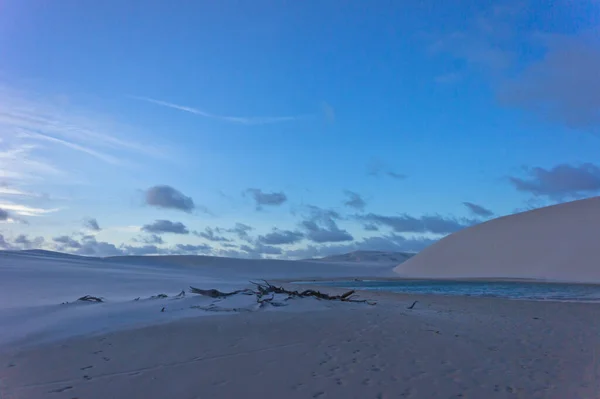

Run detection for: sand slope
[[0, 250, 396, 348], [2, 294, 599, 399], [394, 197, 600, 282]]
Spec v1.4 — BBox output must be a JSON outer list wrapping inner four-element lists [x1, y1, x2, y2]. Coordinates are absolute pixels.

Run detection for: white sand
[[2, 292, 599, 399], [0, 250, 395, 347], [395, 197, 600, 282]]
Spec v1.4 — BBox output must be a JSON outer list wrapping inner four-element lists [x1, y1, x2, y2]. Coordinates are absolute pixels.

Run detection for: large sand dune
[[394, 197, 600, 283]]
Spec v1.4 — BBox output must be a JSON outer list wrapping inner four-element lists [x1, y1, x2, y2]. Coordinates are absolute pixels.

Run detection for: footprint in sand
[[48, 386, 73, 393]]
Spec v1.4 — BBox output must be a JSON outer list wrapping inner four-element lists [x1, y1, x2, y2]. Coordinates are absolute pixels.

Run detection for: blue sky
[[0, 0, 599, 258]]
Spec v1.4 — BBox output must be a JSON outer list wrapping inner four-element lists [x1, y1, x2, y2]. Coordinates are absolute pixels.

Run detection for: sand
[[2, 291, 599, 399], [395, 197, 600, 283]]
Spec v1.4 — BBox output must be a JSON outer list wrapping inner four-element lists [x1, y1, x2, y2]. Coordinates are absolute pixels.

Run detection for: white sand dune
[[0, 250, 396, 348], [394, 197, 600, 282]]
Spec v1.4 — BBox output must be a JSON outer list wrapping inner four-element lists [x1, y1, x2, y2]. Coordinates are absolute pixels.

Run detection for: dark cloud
[[509, 163, 600, 199], [245, 188, 287, 209], [429, 5, 597, 130], [300, 205, 353, 243], [305, 205, 342, 221], [367, 159, 406, 180], [463, 202, 494, 217], [343, 190, 366, 211], [145, 185, 195, 213], [240, 243, 282, 257], [357, 235, 436, 253], [53, 235, 123, 256], [142, 220, 189, 235], [363, 223, 379, 231], [83, 217, 101, 231], [216, 249, 251, 259], [284, 234, 436, 260], [226, 223, 254, 242], [0, 234, 10, 249], [0, 208, 9, 221], [499, 34, 600, 130], [139, 234, 164, 245], [195, 227, 231, 242], [53, 235, 82, 249], [301, 220, 354, 243], [14, 234, 44, 249], [258, 229, 304, 245], [49, 233, 220, 257], [175, 243, 212, 254], [122, 245, 161, 256], [76, 236, 124, 257], [360, 213, 478, 234]]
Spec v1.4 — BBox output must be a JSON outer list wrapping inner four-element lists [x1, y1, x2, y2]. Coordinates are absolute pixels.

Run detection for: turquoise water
[[302, 280, 600, 302]]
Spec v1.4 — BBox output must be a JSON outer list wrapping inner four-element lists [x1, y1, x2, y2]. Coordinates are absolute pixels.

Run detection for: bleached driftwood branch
[[77, 295, 103, 303], [188, 286, 253, 298], [250, 280, 376, 305]]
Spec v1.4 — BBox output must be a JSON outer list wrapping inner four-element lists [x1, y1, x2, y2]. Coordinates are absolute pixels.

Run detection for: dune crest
[[394, 197, 600, 283]]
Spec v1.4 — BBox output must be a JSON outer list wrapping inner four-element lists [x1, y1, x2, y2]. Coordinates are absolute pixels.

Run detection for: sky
[[0, 0, 599, 259]]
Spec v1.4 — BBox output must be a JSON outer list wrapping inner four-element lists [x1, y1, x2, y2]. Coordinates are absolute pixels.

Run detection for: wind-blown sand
[[395, 197, 600, 282], [2, 292, 599, 399]]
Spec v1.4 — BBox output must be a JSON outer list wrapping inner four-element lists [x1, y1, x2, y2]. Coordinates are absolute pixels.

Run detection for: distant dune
[[3, 249, 89, 260], [312, 250, 414, 265], [3, 249, 412, 269], [394, 197, 600, 283]]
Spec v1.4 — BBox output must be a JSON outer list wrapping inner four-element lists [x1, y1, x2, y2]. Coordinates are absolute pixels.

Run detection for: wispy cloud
[[0, 86, 161, 157], [0, 202, 61, 216], [133, 96, 309, 125], [0, 85, 166, 181], [17, 130, 123, 165], [427, 4, 521, 74], [0, 142, 63, 181], [0, 186, 39, 197], [367, 158, 407, 180]]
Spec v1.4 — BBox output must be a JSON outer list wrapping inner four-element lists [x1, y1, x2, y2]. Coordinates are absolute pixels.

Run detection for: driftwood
[[188, 281, 375, 306], [250, 281, 376, 305], [189, 286, 251, 298], [78, 295, 103, 303]]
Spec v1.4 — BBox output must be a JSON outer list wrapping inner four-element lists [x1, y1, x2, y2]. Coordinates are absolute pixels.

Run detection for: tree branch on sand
[[189, 281, 376, 306], [188, 287, 252, 298], [77, 295, 104, 303]]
